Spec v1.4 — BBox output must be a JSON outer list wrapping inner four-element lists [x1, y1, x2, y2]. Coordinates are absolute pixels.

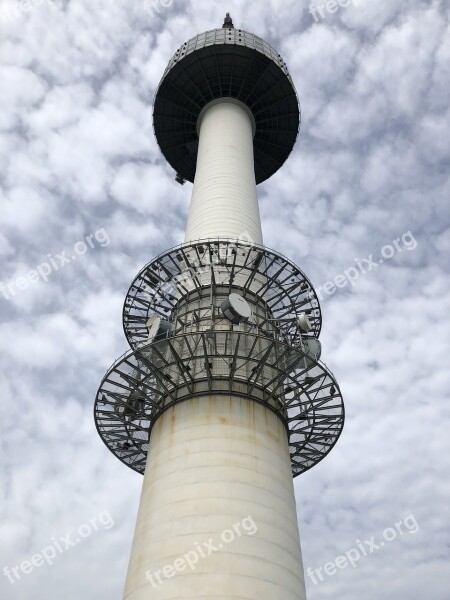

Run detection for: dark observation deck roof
[[153, 27, 300, 184]]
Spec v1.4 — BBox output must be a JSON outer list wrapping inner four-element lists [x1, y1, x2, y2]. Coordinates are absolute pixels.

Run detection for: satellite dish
[[302, 337, 322, 366], [146, 314, 159, 328], [221, 293, 252, 324], [146, 315, 171, 342], [148, 317, 161, 342], [297, 312, 313, 333]]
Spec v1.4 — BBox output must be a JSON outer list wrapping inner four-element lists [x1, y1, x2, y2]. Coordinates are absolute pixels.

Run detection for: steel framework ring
[[94, 331, 344, 477], [123, 239, 322, 350]]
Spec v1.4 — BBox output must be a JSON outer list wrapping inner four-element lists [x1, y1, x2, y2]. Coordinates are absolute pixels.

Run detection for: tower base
[[123, 395, 307, 599]]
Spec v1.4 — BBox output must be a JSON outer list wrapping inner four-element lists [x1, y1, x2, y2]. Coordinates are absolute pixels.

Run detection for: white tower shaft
[[185, 100, 263, 245], [123, 100, 307, 600]]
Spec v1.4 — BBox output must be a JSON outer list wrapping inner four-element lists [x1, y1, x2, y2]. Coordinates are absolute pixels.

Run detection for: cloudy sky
[[1, 0, 449, 598]]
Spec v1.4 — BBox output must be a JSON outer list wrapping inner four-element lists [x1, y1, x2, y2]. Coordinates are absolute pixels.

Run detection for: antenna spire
[[222, 12, 234, 28]]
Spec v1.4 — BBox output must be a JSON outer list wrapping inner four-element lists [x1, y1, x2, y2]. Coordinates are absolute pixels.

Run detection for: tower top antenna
[[222, 12, 234, 28]]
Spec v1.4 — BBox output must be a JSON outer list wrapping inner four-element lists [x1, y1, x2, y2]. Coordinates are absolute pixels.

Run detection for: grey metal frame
[[94, 331, 344, 477], [123, 239, 322, 350]]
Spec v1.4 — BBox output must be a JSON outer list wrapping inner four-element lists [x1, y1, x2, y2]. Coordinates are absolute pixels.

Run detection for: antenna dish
[[146, 315, 171, 342], [297, 313, 313, 333], [221, 293, 252, 324], [303, 337, 322, 365]]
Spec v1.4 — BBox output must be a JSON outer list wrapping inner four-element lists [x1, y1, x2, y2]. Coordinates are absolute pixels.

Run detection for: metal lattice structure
[[94, 332, 343, 477], [94, 14, 344, 483], [122, 239, 322, 350], [94, 234, 344, 477]]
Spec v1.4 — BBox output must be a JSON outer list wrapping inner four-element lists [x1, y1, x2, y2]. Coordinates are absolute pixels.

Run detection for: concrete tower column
[[185, 99, 263, 245], [122, 89, 306, 600], [123, 398, 306, 599]]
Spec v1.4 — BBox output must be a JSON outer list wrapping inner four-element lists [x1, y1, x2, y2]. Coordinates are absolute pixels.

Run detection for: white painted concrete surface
[[185, 99, 263, 245], [123, 397, 306, 600], [123, 97, 307, 600]]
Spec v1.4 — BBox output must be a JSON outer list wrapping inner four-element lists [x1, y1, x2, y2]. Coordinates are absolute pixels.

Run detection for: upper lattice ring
[[123, 239, 321, 350]]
